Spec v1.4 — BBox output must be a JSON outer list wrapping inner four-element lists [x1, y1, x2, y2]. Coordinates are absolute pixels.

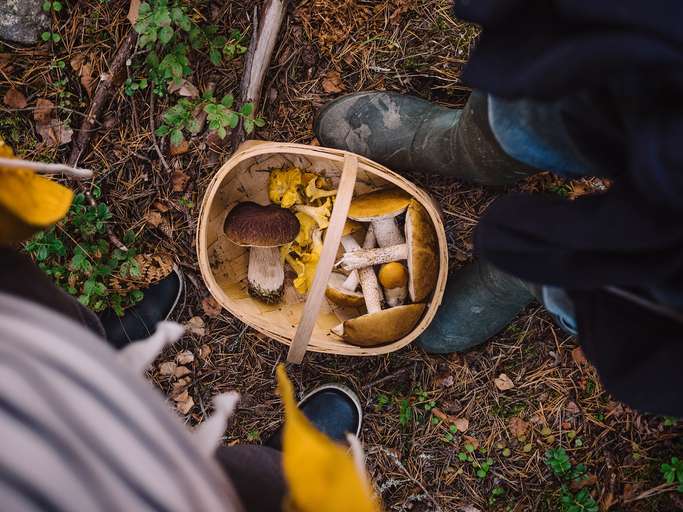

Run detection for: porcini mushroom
[[347, 188, 412, 248], [224, 202, 300, 303], [339, 220, 365, 291], [378, 262, 408, 306], [331, 303, 426, 347], [337, 199, 438, 302], [325, 272, 365, 307]]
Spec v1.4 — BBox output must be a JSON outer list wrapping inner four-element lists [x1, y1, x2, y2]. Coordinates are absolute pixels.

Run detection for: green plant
[[489, 486, 506, 505], [559, 487, 599, 512], [155, 93, 264, 144], [24, 190, 144, 315], [546, 448, 572, 477], [41, 31, 61, 43], [246, 430, 261, 442], [42, 1, 63, 12], [375, 394, 390, 412], [192, 26, 247, 65], [661, 456, 683, 492], [663, 416, 678, 427], [398, 399, 413, 428], [124, 77, 149, 96]]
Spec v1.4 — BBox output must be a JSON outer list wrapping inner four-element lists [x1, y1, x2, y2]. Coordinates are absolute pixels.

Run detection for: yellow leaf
[[277, 365, 381, 512], [0, 140, 72, 243]]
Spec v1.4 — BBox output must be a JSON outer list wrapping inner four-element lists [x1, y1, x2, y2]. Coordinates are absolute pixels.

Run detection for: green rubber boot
[[418, 259, 534, 353], [314, 91, 537, 186]]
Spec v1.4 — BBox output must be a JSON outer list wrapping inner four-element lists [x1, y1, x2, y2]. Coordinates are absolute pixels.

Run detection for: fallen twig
[[622, 482, 677, 505], [0, 157, 92, 179], [231, 0, 287, 147], [149, 91, 171, 173]]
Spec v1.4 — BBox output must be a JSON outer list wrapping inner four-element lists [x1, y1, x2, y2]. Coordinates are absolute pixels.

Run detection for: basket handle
[[287, 154, 359, 363]]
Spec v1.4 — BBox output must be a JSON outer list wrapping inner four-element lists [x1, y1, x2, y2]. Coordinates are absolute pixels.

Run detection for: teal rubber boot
[[418, 259, 534, 353], [314, 91, 537, 186]]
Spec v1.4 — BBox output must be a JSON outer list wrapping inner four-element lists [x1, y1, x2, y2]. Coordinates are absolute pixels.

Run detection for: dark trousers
[[0, 246, 287, 512]]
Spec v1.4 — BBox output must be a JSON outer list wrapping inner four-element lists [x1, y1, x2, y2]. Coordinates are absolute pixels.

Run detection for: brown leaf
[[152, 200, 170, 212], [174, 365, 191, 378], [168, 79, 199, 98], [199, 344, 212, 359], [463, 435, 479, 450], [434, 372, 455, 388], [171, 169, 190, 192], [3, 88, 27, 109], [80, 62, 94, 97], [127, 0, 141, 25], [322, 70, 344, 93], [186, 316, 205, 336], [566, 401, 580, 415], [169, 138, 190, 156], [494, 373, 515, 391], [159, 361, 177, 376], [570, 473, 597, 491], [34, 98, 54, 125], [144, 210, 163, 227], [453, 417, 469, 433], [171, 377, 191, 398], [572, 346, 588, 366], [172, 389, 189, 402], [509, 416, 530, 438], [201, 296, 222, 317], [176, 394, 194, 415], [176, 350, 194, 365]]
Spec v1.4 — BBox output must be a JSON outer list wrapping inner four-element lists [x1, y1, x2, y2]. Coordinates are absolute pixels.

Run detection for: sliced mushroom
[[224, 202, 299, 303], [332, 303, 426, 347], [378, 262, 408, 307], [347, 188, 411, 248], [337, 200, 438, 302], [325, 272, 365, 307], [339, 220, 365, 292]]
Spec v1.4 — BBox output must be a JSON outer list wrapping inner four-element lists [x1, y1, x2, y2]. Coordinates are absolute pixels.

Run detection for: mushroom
[[223, 202, 299, 303], [293, 197, 333, 229], [332, 303, 426, 347], [339, 219, 365, 291], [347, 188, 412, 248], [325, 272, 365, 307], [337, 199, 438, 302], [378, 262, 408, 307]]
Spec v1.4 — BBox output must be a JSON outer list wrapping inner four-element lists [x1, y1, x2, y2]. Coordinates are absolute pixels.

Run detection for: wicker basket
[[197, 141, 448, 362]]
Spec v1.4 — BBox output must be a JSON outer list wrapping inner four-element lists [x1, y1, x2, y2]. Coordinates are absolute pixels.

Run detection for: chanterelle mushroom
[[224, 202, 299, 303], [337, 199, 438, 302], [347, 188, 411, 248], [332, 303, 426, 347]]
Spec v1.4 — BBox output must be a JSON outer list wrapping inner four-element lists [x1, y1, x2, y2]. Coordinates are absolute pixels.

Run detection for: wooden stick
[[0, 157, 92, 179], [287, 154, 358, 364], [231, 0, 287, 147]]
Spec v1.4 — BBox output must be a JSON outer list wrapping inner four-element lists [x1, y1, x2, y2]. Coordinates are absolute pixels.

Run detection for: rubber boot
[[418, 259, 534, 353], [314, 91, 537, 186], [266, 383, 362, 450]]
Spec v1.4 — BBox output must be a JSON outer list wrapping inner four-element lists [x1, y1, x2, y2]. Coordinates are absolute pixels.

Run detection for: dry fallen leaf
[[168, 79, 199, 98], [453, 417, 469, 433], [571, 473, 597, 491], [172, 389, 189, 403], [463, 435, 479, 450], [199, 344, 211, 359], [434, 372, 455, 388], [186, 316, 205, 336], [3, 88, 27, 109], [494, 373, 515, 391], [159, 361, 177, 376], [127, 0, 141, 25], [176, 350, 194, 365], [171, 169, 190, 192], [144, 210, 163, 227], [572, 346, 588, 366], [322, 70, 344, 93], [176, 394, 195, 414], [70, 55, 95, 97], [169, 138, 190, 156], [201, 296, 222, 317], [509, 416, 530, 438], [33, 98, 73, 146], [174, 365, 191, 378], [566, 401, 580, 415], [171, 377, 191, 398]]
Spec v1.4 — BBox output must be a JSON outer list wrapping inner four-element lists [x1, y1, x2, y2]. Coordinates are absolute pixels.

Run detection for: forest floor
[[2, 0, 682, 510]]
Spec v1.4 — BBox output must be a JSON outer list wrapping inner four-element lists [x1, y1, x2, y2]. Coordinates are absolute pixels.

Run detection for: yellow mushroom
[[378, 262, 408, 307]]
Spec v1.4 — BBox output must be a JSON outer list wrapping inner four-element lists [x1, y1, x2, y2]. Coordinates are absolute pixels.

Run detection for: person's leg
[[215, 445, 286, 512], [0, 246, 106, 337]]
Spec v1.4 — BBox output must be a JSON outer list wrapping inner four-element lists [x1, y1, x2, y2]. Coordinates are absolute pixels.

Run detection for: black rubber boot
[[266, 383, 362, 450], [314, 91, 537, 186], [99, 266, 185, 349], [418, 259, 534, 353]]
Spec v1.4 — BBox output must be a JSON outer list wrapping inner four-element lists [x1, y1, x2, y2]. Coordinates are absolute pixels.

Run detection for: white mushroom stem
[[357, 227, 383, 314], [340, 235, 361, 291], [248, 246, 285, 301], [371, 217, 405, 248], [337, 243, 408, 272]]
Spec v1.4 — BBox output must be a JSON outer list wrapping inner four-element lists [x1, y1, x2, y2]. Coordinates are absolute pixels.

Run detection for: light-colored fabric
[[0, 293, 243, 512]]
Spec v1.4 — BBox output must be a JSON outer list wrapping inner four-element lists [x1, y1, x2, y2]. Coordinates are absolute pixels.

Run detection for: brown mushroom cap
[[347, 188, 412, 222], [406, 200, 438, 302], [325, 272, 365, 307], [224, 202, 300, 248], [342, 303, 426, 347], [342, 219, 365, 236]]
